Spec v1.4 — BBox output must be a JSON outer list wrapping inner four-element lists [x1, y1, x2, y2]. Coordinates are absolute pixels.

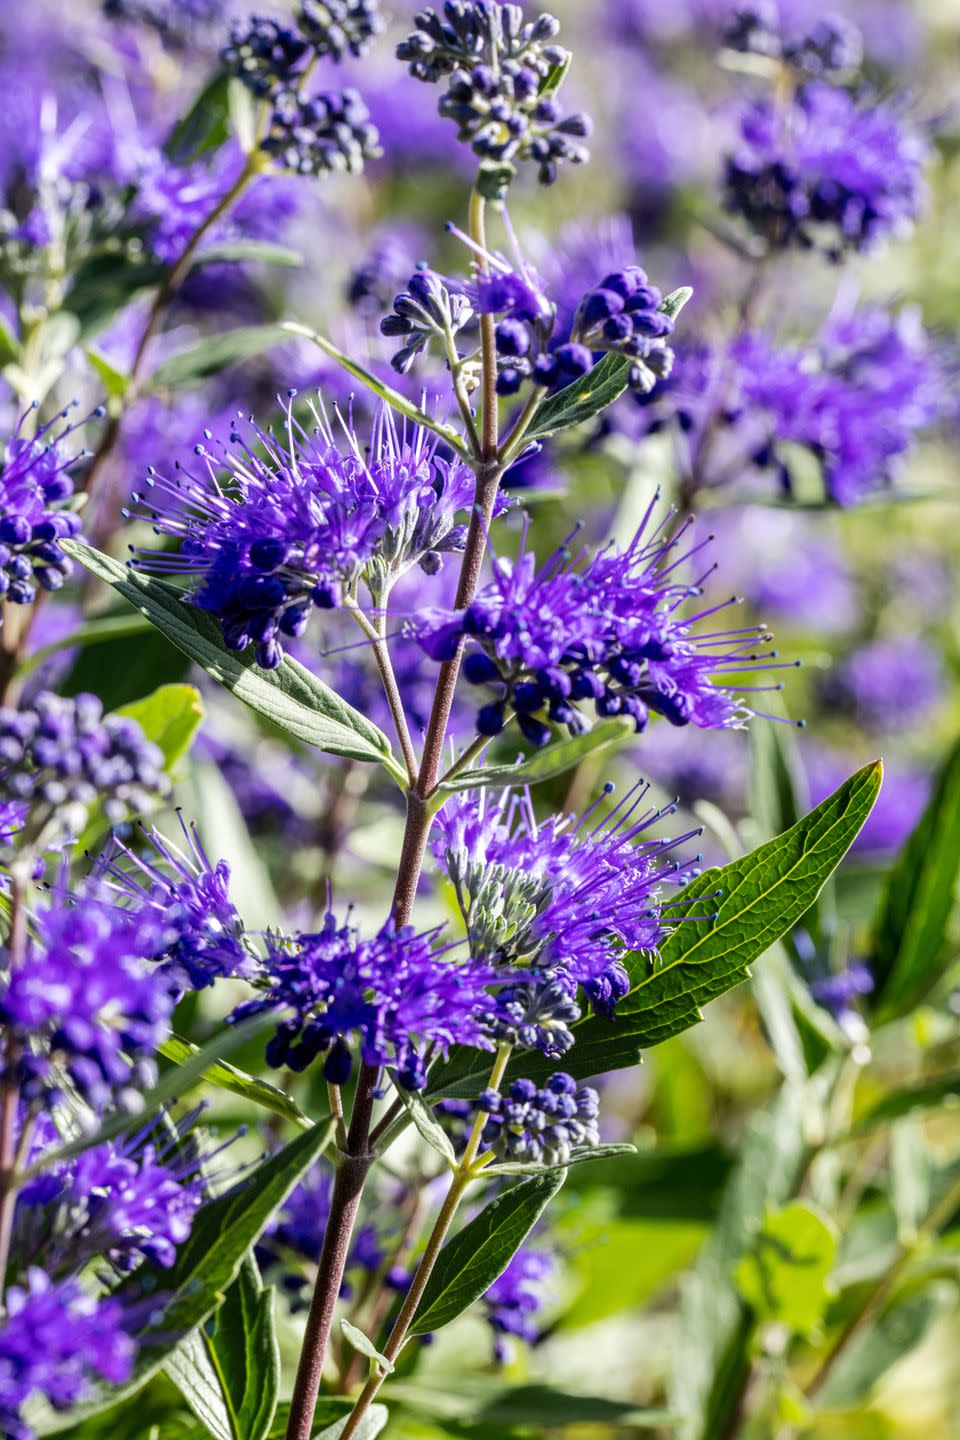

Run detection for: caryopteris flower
[[262, 88, 381, 177], [725, 83, 928, 256], [0, 692, 169, 837], [130, 399, 487, 667], [397, 2, 591, 191], [0, 405, 97, 615], [408, 504, 789, 745], [297, 1, 385, 61], [723, 5, 863, 77], [477, 1073, 600, 1166], [232, 909, 497, 1089], [380, 268, 475, 374], [103, 0, 227, 47], [0, 1272, 134, 1440], [541, 265, 678, 395], [0, 894, 177, 1108], [483, 1243, 555, 1364], [91, 819, 253, 992], [435, 782, 701, 1033]]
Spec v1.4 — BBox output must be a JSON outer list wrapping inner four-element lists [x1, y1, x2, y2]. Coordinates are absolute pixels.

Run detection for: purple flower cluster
[[810, 960, 874, 1041], [104, 0, 228, 48], [549, 265, 678, 395], [0, 1272, 134, 1440], [0, 692, 169, 836], [477, 1073, 600, 1166], [0, 894, 177, 1107], [92, 820, 253, 992], [642, 306, 946, 505], [131, 401, 484, 668], [232, 909, 498, 1089], [18, 1122, 207, 1273], [725, 82, 928, 256], [223, 6, 381, 177], [483, 1244, 555, 1364], [0, 407, 94, 613], [408, 506, 784, 745], [724, 5, 864, 77], [397, 3, 591, 190], [821, 637, 944, 732], [436, 783, 700, 1034]]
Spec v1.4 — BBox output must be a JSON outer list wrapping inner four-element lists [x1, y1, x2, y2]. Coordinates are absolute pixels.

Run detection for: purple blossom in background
[[0, 1271, 134, 1440], [811, 960, 874, 1040], [409, 506, 787, 745], [709, 510, 859, 634], [232, 910, 497, 1088], [257, 1162, 383, 1306], [725, 82, 928, 256], [822, 637, 944, 732], [104, 0, 229, 49], [483, 1243, 555, 1364], [0, 893, 177, 1107]]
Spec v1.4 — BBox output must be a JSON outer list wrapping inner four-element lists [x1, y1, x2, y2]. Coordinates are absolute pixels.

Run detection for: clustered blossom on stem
[[0, 406, 96, 615], [129, 399, 501, 667], [103, 0, 229, 48], [0, 692, 169, 838], [397, 2, 591, 192], [477, 1074, 600, 1166], [0, 1272, 134, 1440], [0, 892, 177, 1107], [408, 504, 788, 746], [637, 305, 947, 505], [223, 5, 381, 177], [436, 782, 701, 1039], [231, 909, 499, 1089], [544, 265, 680, 394], [723, 8, 928, 260], [17, 1115, 209, 1273], [482, 1243, 555, 1364], [91, 819, 253, 992]]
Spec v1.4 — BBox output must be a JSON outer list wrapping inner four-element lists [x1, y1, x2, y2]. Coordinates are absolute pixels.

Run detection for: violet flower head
[[724, 5, 864, 77], [822, 637, 944, 733], [477, 1073, 600, 1166], [130, 398, 485, 668], [542, 265, 681, 395], [232, 909, 498, 1089], [408, 501, 791, 746], [0, 405, 97, 613], [725, 82, 928, 256], [90, 818, 253, 992], [483, 1243, 555, 1364], [0, 1272, 134, 1440], [810, 960, 874, 1042], [104, 0, 229, 48], [436, 782, 702, 1032], [0, 894, 177, 1108], [397, 3, 591, 192], [0, 692, 170, 837]]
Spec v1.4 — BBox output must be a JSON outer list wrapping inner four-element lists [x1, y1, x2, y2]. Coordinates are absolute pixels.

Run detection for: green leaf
[[485, 1142, 637, 1176], [387, 1379, 675, 1430], [167, 73, 232, 163], [117, 683, 204, 776], [166, 1255, 279, 1440], [0, 313, 19, 366], [26, 1014, 276, 1175], [339, 1319, 394, 1376], [408, 1171, 566, 1338], [38, 1122, 335, 1432], [848, 1071, 960, 1137], [62, 542, 404, 783], [524, 290, 691, 446], [441, 718, 633, 792], [85, 347, 129, 400], [67, 254, 167, 341], [429, 763, 882, 1095], [670, 1075, 828, 1440], [817, 1287, 956, 1408], [158, 1036, 313, 1132], [313, 1409, 388, 1440], [734, 1202, 837, 1336], [391, 1086, 457, 1167], [281, 323, 469, 459], [525, 353, 632, 444], [191, 241, 302, 270], [871, 736, 960, 1021], [146, 325, 292, 391]]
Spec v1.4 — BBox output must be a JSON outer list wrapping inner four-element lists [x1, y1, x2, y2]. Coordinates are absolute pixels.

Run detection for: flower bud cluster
[[724, 4, 863, 77], [0, 692, 169, 837], [397, 3, 590, 190], [550, 267, 677, 395], [222, 5, 381, 177], [478, 1074, 600, 1166], [0, 407, 97, 614], [381, 268, 475, 374]]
